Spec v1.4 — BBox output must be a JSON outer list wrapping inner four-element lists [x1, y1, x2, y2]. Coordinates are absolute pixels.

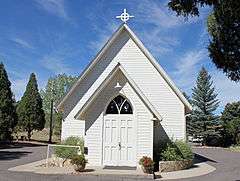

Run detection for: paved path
[[1, 143, 240, 181], [180, 147, 240, 181]]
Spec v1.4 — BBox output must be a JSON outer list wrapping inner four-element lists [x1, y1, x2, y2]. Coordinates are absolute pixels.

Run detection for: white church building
[[57, 10, 192, 168]]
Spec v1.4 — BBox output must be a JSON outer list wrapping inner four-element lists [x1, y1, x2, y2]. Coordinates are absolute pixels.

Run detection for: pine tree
[[182, 92, 194, 136], [17, 73, 45, 140], [190, 67, 220, 142], [0, 62, 17, 140]]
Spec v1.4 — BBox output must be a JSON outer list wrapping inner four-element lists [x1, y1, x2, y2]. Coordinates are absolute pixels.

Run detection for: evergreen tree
[[190, 67, 220, 143], [17, 73, 45, 140], [221, 101, 240, 146], [0, 62, 17, 140], [182, 92, 194, 137]]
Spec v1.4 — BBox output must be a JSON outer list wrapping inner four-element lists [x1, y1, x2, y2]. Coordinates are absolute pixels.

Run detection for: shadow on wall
[[84, 73, 128, 132], [153, 124, 170, 171]]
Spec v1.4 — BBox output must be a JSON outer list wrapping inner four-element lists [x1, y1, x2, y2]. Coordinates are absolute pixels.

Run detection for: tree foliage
[[40, 74, 78, 115], [208, 0, 240, 81], [189, 67, 220, 142], [0, 62, 17, 140], [168, 0, 240, 81], [17, 73, 45, 140], [221, 101, 240, 146], [182, 92, 194, 137], [40, 74, 78, 134], [168, 0, 216, 17]]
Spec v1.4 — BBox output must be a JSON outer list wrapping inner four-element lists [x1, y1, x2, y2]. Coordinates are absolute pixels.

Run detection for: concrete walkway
[[8, 159, 153, 179], [8, 158, 215, 180], [2, 143, 240, 181]]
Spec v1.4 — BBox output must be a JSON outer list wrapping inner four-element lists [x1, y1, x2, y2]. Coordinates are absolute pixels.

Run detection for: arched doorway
[[103, 95, 136, 166]]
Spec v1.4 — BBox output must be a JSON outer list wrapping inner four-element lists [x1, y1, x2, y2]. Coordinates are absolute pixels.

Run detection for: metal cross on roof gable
[[116, 9, 134, 23]]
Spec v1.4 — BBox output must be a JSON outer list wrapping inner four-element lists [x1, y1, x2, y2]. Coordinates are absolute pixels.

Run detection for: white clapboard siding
[[62, 29, 185, 142], [61, 118, 85, 140], [80, 70, 153, 166]]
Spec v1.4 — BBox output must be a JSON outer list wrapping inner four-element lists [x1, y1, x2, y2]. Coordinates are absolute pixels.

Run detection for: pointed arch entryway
[[103, 95, 136, 166]]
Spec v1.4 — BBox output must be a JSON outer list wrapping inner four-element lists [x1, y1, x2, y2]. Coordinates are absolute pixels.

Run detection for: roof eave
[[74, 63, 163, 121], [56, 23, 126, 109]]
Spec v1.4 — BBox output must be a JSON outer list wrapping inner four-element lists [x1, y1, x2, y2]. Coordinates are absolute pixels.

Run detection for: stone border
[[155, 162, 216, 180], [159, 160, 193, 172]]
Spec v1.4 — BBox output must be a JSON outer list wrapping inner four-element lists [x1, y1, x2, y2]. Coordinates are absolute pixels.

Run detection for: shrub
[[175, 140, 193, 160], [161, 140, 193, 161], [54, 136, 84, 164], [70, 154, 88, 172], [161, 143, 182, 161], [229, 145, 240, 152], [139, 156, 154, 173], [205, 133, 223, 146]]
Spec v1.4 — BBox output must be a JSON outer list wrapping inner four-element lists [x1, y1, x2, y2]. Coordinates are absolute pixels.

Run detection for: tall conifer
[[190, 67, 220, 141], [0, 62, 17, 140], [17, 73, 45, 140]]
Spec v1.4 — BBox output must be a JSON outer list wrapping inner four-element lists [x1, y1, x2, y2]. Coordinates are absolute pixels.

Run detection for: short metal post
[[46, 144, 50, 167]]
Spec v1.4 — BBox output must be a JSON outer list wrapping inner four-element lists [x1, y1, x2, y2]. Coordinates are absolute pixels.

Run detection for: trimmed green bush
[[161, 140, 193, 161], [161, 143, 182, 161], [70, 154, 88, 172], [175, 140, 193, 160], [54, 136, 84, 164]]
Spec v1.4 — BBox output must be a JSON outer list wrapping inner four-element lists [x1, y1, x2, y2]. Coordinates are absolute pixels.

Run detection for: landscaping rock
[[159, 159, 193, 172]]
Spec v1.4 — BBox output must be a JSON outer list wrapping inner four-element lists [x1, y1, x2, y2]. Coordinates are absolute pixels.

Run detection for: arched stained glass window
[[105, 95, 133, 114]]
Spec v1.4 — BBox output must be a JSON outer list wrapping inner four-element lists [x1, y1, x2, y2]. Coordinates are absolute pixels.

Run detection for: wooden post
[[49, 99, 53, 143]]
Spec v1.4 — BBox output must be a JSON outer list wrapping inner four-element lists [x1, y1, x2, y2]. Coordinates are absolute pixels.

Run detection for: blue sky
[[0, 0, 239, 113]]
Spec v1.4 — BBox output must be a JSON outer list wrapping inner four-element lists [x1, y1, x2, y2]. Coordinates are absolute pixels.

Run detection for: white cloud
[[171, 49, 240, 112], [34, 0, 69, 21], [139, 28, 180, 54], [11, 78, 27, 100], [41, 55, 71, 74], [136, 0, 184, 29], [88, 22, 118, 51], [134, 0, 197, 55], [211, 70, 240, 109], [173, 49, 207, 89], [11, 38, 33, 49]]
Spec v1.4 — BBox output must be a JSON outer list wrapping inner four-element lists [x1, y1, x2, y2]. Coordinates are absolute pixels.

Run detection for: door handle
[[118, 142, 121, 150]]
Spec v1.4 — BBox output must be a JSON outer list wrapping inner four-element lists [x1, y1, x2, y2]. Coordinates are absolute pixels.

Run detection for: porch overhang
[[74, 63, 163, 121]]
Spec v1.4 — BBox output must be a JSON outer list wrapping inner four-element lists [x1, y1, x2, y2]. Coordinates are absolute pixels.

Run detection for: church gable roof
[[75, 63, 163, 121], [57, 24, 192, 113]]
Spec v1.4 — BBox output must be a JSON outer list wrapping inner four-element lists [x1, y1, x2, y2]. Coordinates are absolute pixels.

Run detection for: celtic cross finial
[[116, 9, 134, 23]]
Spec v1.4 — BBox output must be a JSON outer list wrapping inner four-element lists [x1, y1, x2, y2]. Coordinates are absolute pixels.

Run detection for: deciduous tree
[[168, 0, 240, 81], [221, 101, 240, 146], [40, 74, 78, 135]]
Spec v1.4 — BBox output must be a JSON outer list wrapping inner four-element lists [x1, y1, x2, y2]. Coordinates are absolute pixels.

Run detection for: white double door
[[103, 115, 136, 166]]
